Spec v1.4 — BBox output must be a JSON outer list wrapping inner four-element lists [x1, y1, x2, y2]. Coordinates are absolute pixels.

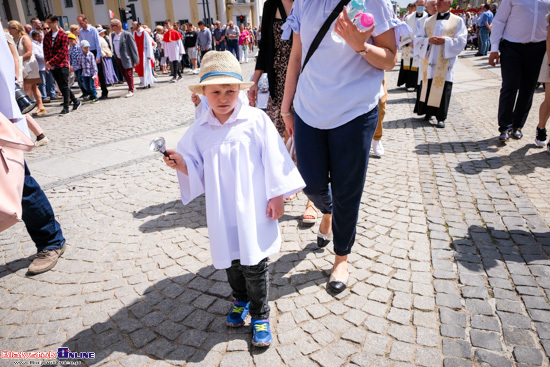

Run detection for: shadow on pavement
[[454, 144, 550, 176], [452, 225, 550, 275], [59, 248, 328, 365]]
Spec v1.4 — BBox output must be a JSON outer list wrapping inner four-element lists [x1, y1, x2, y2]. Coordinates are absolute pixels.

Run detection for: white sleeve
[[257, 111, 305, 199], [444, 18, 468, 60], [490, 0, 512, 52], [175, 125, 205, 205]]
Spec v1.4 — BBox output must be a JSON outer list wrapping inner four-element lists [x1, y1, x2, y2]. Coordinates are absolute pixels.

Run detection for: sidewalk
[[0, 52, 549, 367]]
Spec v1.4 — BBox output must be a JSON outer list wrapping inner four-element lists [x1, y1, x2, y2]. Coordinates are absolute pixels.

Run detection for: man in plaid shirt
[[43, 14, 80, 115]]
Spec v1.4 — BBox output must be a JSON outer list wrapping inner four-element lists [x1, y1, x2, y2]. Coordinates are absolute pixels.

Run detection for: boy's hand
[[191, 93, 201, 106], [266, 195, 284, 220], [163, 149, 187, 174]]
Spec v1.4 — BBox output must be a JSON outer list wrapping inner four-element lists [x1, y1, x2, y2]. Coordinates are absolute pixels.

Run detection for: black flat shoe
[[317, 229, 333, 248], [499, 130, 511, 141], [512, 129, 523, 140], [328, 272, 348, 294]]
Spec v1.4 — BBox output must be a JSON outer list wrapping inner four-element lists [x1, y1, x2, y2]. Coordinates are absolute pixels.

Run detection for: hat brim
[[188, 75, 253, 95]]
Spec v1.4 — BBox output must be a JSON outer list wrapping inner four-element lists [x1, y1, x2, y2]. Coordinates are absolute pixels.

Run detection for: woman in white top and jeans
[[281, 0, 403, 293]]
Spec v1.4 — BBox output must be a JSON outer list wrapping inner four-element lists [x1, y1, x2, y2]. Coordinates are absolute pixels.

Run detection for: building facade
[[2, 0, 264, 29]]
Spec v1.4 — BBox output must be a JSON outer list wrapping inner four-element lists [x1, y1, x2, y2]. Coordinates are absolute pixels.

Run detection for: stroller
[[466, 30, 478, 50]]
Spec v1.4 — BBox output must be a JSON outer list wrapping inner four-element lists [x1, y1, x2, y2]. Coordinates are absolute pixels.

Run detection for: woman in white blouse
[[281, 0, 403, 293]]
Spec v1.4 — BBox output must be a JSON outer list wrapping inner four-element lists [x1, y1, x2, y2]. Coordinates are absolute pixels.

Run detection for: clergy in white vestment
[[133, 26, 155, 88], [413, 0, 437, 115], [414, 0, 467, 128], [398, 1, 428, 90], [163, 20, 185, 82]]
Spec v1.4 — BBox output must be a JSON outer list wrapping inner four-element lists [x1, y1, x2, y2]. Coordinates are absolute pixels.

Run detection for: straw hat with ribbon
[[188, 51, 253, 95]]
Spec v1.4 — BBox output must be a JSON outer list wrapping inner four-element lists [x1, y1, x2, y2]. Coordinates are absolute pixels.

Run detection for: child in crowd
[[68, 33, 85, 96], [75, 40, 98, 103], [163, 51, 304, 347]]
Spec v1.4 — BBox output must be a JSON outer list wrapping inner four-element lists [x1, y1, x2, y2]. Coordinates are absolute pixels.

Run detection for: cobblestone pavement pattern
[[1, 50, 549, 367]]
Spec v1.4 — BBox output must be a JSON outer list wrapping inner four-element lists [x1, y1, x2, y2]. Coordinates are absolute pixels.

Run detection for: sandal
[[302, 201, 318, 224], [284, 192, 298, 202]]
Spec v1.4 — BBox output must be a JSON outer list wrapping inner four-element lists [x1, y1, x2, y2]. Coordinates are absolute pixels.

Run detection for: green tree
[[451, 0, 458, 8]]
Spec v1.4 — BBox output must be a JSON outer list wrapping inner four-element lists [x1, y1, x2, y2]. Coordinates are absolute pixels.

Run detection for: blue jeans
[[82, 76, 97, 99], [479, 27, 490, 55], [294, 107, 378, 256], [45, 70, 56, 99], [22, 163, 65, 252], [225, 258, 270, 319], [215, 42, 226, 51], [75, 69, 87, 96], [227, 40, 239, 60], [38, 70, 47, 99]]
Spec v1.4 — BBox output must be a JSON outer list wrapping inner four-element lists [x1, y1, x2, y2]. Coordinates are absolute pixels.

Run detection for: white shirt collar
[[198, 99, 247, 127]]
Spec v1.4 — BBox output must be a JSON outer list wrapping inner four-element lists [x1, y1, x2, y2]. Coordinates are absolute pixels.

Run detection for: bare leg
[[538, 82, 550, 129], [332, 254, 348, 280], [32, 83, 44, 110], [26, 114, 43, 137]]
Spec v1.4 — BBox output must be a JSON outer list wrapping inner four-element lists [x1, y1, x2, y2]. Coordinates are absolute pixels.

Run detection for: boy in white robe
[[163, 51, 305, 347]]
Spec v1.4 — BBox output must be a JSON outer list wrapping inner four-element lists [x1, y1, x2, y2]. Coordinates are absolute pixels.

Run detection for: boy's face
[[203, 84, 240, 120], [69, 38, 76, 46], [82, 46, 89, 52]]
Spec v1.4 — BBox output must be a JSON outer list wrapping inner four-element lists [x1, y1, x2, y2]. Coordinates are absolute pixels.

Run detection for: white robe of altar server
[[163, 39, 185, 62], [176, 101, 305, 269], [416, 15, 468, 82]]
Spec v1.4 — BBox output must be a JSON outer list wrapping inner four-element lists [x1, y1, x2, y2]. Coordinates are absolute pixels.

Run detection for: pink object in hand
[[357, 12, 375, 30]]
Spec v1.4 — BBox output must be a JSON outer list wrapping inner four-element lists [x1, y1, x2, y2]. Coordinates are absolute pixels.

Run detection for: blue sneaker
[[226, 300, 249, 327], [251, 319, 272, 347]]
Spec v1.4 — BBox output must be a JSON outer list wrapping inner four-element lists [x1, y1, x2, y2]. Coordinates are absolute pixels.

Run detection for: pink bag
[[0, 113, 34, 232]]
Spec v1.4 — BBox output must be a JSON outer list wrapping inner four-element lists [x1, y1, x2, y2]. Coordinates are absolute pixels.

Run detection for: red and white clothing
[[133, 27, 155, 87], [163, 29, 185, 62]]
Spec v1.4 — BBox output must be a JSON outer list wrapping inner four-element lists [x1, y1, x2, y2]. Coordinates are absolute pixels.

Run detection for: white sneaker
[[192, 69, 199, 74], [371, 140, 384, 157], [35, 136, 49, 147], [125, 91, 134, 98]]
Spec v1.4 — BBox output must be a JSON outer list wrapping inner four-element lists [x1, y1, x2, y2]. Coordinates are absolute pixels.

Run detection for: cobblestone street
[[1, 50, 549, 367]]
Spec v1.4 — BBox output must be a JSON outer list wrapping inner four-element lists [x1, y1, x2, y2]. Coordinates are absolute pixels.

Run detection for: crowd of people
[[2, 0, 550, 353], [3, 14, 261, 121]]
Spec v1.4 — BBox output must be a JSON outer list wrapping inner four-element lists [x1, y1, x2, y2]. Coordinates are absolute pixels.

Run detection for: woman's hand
[[248, 83, 258, 107], [283, 113, 295, 137], [266, 195, 284, 220], [334, 6, 374, 52]]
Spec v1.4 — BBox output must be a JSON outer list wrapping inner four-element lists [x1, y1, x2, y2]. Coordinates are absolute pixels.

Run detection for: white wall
[[149, 0, 167, 26], [92, 3, 110, 26], [172, 0, 192, 25]]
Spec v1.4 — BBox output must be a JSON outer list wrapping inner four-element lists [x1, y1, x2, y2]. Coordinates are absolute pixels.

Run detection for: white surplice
[[176, 101, 305, 269], [163, 39, 185, 62], [134, 28, 155, 87], [416, 14, 468, 82]]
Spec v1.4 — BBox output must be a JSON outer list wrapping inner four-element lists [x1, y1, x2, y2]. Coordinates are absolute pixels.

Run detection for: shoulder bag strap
[[301, 0, 350, 73], [276, 0, 288, 22]]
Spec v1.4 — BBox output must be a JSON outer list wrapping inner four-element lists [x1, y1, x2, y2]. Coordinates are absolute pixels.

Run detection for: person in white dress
[[414, 0, 467, 128], [162, 51, 305, 348]]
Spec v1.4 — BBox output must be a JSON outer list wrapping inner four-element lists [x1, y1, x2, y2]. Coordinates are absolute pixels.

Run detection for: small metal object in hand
[[149, 137, 173, 161]]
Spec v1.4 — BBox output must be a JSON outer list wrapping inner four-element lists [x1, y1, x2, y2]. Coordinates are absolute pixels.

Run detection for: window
[[65, 0, 73, 7], [96, 0, 104, 4]]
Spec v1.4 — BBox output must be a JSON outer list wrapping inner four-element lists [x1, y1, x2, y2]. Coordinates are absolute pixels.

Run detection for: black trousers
[[51, 67, 77, 109], [171, 60, 182, 78], [225, 258, 270, 320], [498, 40, 546, 132], [91, 50, 108, 96], [415, 80, 453, 122]]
